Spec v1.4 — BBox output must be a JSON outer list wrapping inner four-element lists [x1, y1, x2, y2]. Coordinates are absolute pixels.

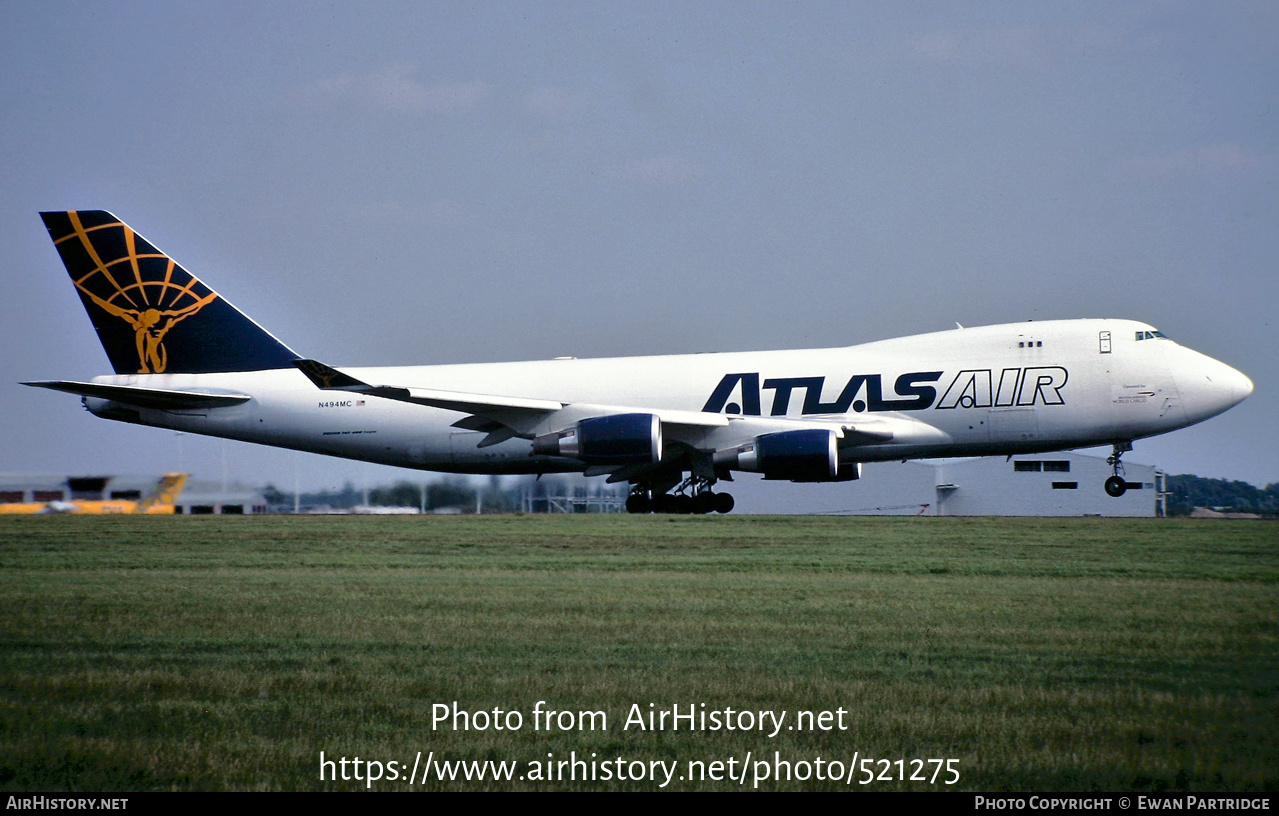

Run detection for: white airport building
[[729, 452, 1161, 516], [174, 479, 270, 515]]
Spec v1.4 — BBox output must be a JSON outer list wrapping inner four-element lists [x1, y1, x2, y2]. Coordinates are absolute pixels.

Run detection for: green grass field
[[1, 515, 1274, 791]]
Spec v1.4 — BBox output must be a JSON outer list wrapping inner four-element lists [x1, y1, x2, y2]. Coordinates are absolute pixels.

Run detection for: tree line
[[1164, 474, 1279, 517]]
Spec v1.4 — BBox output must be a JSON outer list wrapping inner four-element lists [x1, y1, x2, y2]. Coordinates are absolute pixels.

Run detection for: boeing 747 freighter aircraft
[[26, 211, 1252, 513]]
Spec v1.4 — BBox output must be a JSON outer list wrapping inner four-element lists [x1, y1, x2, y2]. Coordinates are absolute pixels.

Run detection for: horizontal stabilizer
[[23, 380, 251, 410]]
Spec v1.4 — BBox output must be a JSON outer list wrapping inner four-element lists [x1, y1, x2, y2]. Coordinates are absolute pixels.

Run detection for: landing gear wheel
[[637, 475, 731, 515], [1105, 441, 1133, 498], [1104, 475, 1127, 498], [652, 493, 678, 514]]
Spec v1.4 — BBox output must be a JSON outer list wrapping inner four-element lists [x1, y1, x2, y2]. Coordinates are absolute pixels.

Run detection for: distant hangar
[[730, 452, 1162, 516], [3, 452, 1161, 517], [0, 474, 268, 515]]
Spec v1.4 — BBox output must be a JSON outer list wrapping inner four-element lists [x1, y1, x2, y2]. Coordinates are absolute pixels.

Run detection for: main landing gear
[[627, 477, 734, 514], [1104, 441, 1133, 498]]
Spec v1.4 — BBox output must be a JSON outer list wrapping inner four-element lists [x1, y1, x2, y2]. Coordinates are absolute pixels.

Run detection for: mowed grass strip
[[0, 515, 1274, 791]]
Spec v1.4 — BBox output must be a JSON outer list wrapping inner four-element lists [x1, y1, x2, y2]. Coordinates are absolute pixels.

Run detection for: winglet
[[292, 359, 416, 405], [293, 359, 370, 391]]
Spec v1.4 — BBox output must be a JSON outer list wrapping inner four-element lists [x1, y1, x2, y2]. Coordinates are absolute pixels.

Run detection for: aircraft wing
[[24, 380, 251, 410], [293, 359, 730, 440], [832, 414, 951, 447], [292, 359, 945, 448], [293, 359, 563, 414]]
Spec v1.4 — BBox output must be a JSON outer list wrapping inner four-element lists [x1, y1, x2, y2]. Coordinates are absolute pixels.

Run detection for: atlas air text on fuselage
[[702, 366, 1069, 416]]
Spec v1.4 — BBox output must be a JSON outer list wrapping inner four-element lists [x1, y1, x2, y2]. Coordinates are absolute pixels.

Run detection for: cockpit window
[[1135, 330, 1168, 341]]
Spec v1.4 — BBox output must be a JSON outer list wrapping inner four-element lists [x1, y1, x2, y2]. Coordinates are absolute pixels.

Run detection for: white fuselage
[[82, 318, 1252, 475]]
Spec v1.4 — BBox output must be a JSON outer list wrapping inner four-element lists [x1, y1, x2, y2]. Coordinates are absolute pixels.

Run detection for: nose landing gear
[[1104, 441, 1133, 497]]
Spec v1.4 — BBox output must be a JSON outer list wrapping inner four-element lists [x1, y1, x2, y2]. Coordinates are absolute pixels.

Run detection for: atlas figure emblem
[[66, 216, 219, 374], [78, 288, 217, 373]]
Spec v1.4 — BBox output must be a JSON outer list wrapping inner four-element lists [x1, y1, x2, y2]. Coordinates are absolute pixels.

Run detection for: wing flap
[[400, 386, 564, 414], [703, 414, 949, 447], [838, 415, 950, 447]]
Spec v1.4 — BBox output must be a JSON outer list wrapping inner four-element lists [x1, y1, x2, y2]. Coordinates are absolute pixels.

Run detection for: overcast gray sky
[[2, 1, 1275, 492]]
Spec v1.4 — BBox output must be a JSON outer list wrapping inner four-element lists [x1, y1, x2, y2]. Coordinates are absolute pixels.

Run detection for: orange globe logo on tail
[[55, 212, 220, 374]]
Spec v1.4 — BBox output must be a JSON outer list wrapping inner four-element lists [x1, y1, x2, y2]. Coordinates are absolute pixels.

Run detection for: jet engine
[[532, 413, 663, 465], [714, 429, 861, 482]]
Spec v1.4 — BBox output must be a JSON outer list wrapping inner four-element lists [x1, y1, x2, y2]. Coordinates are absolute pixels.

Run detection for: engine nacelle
[[714, 429, 861, 482], [531, 413, 663, 465], [782, 461, 861, 483]]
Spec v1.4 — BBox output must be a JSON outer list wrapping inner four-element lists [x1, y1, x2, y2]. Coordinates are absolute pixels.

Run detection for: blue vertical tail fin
[[40, 210, 300, 374]]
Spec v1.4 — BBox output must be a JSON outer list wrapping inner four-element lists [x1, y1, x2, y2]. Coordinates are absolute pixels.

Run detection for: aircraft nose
[[1232, 366, 1255, 403], [1175, 349, 1253, 422], [1212, 358, 1254, 407]]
